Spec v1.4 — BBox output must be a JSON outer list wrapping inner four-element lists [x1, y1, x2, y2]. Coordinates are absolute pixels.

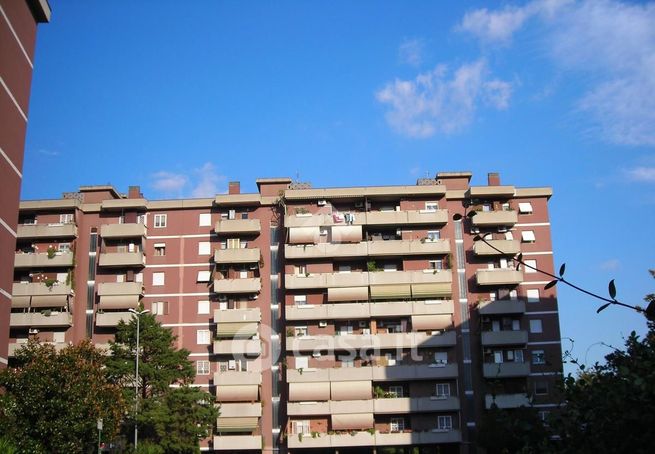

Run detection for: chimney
[[228, 181, 240, 195], [128, 186, 142, 199], [487, 173, 500, 186]]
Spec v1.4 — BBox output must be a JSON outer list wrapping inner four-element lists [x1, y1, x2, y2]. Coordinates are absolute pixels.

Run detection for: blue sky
[[23, 0, 655, 370]]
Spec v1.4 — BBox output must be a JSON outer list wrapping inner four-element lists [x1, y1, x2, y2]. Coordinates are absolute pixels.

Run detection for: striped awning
[[11, 296, 31, 308], [215, 322, 259, 338], [216, 417, 259, 432], [289, 382, 331, 401], [98, 294, 140, 310], [30, 294, 68, 308], [330, 380, 372, 401], [411, 283, 451, 298], [288, 227, 320, 244], [216, 384, 259, 402], [331, 413, 374, 430], [331, 225, 362, 243], [411, 314, 452, 331], [327, 286, 369, 302], [370, 284, 411, 300]]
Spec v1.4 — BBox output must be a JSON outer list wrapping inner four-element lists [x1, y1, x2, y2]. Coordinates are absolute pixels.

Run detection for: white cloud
[[624, 166, 655, 182], [151, 171, 187, 193], [460, 0, 655, 147], [376, 59, 512, 138], [599, 259, 620, 271], [399, 38, 425, 66], [190, 162, 225, 198], [37, 148, 60, 156]]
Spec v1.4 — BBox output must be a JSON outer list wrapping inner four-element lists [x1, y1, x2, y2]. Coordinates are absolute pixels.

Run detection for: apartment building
[[0, 0, 51, 366], [6, 171, 562, 453]]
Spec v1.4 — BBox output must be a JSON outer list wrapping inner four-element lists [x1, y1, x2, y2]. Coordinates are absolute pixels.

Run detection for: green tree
[[0, 340, 125, 454], [106, 312, 217, 453], [477, 404, 552, 454]]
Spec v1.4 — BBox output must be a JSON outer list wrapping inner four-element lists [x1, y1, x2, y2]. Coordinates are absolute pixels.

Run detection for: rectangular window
[[197, 270, 212, 282], [338, 355, 354, 368], [427, 230, 440, 241], [151, 301, 169, 315], [59, 213, 74, 224], [197, 300, 210, 315], [152, 272, 165, 286], [153, 243, 166, 256], [199, 213, 212, 227], [58, 243, 71, 253], [526, 289, 540, 303], [525, 259, 537, 273], [292, 420, 310, 435], [295, 356, 309, 369], [388, 386, 404, 398], [53, 331, 66, 343], [425, 201, 438, 212], [196, 360, 210, 375], [437, 415, 453, 431], [294, 295, 307, 305], [429, 260, 443, 270], [294, 326, 308, 337], [535, 381, 549, 395], [196, 330, 211, 345], [227, 238, 240, 249], [198, 241, 211, 255], [435, 383, 451, 398], [505, 231, 514, 240], [530, 319, 543, 333], [434, 351, 448, 365], [390, 418, 405, 432], [337, 265, 351, 273], [518, 202, 533, 214], [521, 230, 536, 242], [501, 202, 511, 211], [532, 350, 546, 365], [153, 214, 167, 228]]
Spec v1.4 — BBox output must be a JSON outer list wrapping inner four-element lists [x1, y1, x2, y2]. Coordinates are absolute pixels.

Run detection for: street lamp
[[128, 308, 150, 452]]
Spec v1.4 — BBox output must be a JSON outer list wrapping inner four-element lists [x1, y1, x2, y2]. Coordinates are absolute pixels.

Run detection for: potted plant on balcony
[[47, 246, 56, 259]]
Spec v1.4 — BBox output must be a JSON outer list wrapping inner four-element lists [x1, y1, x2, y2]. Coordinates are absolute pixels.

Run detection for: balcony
[[100, 223, 146, 238], [485, 393, 531, 409], [478, 299, 526, 315], [373, 396, 460, 413], [284, 210, 449, 228], [10, 311, 72, 327], [481, 330, 528, 346], [213, 278, 261, 294], [219, 402, 262, 418], [375, 430, 462, 446], [287, 363, 459, 383], [17, 223, 77, 239], [483, 362, 530, 378], [285, 243, 368, 259], [98, 251, 145, 267], [213, 435, 261, 451], [285, 270, 452, 290], [214, 370, 262, 386], [286, 430, 462, 449], [95, 311, 133, 327], [213, 339, 261, 355], [286, 300, 454, 321], [214, 308, 261, 323], [471, 210, 518, 226], [368, 270, 452, 286], [14, 252, 74, 268], [8, 342, 68, 357], [97, 282, 143, 296], [368, 239, 450, 256], [12, 282, 72, 298], [286, 331, 456, 352], [215, 219, 261, 235], [476, 269, 523, 286], [473, 239, 520, 256], [214, 248, 260, 264]]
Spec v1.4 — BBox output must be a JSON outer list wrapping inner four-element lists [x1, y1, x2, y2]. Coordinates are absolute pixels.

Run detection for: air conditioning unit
[[471, 227, 480, 234], [228, 360, 236, 370], [498, 226, 508, 233], [28, 329, 39, 334], [312, 352, 322, 358], [319, 321, 327, 328], [318, 200, 327, 206]]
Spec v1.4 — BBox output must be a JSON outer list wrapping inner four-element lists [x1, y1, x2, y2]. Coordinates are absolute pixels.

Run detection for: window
[[199, 213, 212, 227], [518, 202, 533, 214], [427, 230, 440, 241], [58, 243, 71, 253], [198, 242, 211, 255], [152, 272, 165, 286], [135, 272, 143, 283], [526, 289, 540, 303], [501, 202, 511, 211], [390, 418, 405, 432], [225, 238, 240, 249], [294, 326, 308, 337], [338, 355, 354, 368], [154, 243, 166, 256], [292, 420, 310, 435], [532, 350, 546, 365], [538, 411, 550, 423], [197, 270, 212, 282], [513, 349, 524, 363], [53, 331, 66, 343], [385, 352, 398, 366], [197, 300, 210, 315], [525, 259, 537, 273], [59, 213, 74, 224], [435, 383, 451, 398], [534, 381, 549, 395], [429, 260, 443, 271], [337, 265, 351, 273], [196, 360, 210, 375], [295, 356, 309, 369], [530, 319, 543, 333], [383, 263, 398, 272], [295, 265, 307, 276], [153, 214, 167, 228], [425, 201, 438, 212], [437, 415, 453, 431], [196, 330, 211, 345], [482, 203, 492, 212], [504, 231, 514, 240], [434, 351, 448, 365], [294, 295, 307, 305], [151, 301, 169, 315], [521, 230, 536, 243], [388, 386, 404, 398]]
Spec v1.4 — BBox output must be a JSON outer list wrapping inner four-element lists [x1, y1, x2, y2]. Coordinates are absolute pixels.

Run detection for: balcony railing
[[95, 311, 133, 327], [14, 252, 74, 268], [286, 430, 462, 449], [286, 300, 454, 321], [478, 299, 526, 315], [214, 370, 262, 386], [100, 223, 146, 238], [10, 312, 73, 327], [288, 397, 460, 416], [476, 269, 523, 286], [213, 278, 261, 294], [213, 339, 261, 355], [287, 363, 459, 383], [483, 362, 530, 378], [98, 251, 145, 267], [471, 210, 518, 226], [17, 223, 77, 239], [97, 282, 143, 296], [8, 341, 68, 357], [214, 248, 260, 264], [213, 435, 261, 451], [285, 270, 452, 290], [215, 219, 261, 234], [284, 210, 449, 228], [473, 239, 520, 256], [485, 393, 531, 409], [286, 331, 457, 351], [481, 330, 528, 346], [12, 282, 72, 298]]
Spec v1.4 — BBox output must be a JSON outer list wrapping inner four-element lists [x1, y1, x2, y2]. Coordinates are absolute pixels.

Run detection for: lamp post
[[128, 308, 150, 452]]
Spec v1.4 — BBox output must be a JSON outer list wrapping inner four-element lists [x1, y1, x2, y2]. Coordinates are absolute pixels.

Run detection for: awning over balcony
[[288, 227, 320, 244], [411, 283, 451, 298], [331, 413, 374, 430], [330, 380, 372, 401], [327, 286, 369, 302], [30, 294, 68, 308], [411, 314, 453, 331], [332, 225, 363, 243], [370, 284, 411, 300], [215, 384, 259, 402], [98, 294, 140, 310], [216, 417, 259, 432], [215, 322, 259, 338], [288, 382, 330, 401], [11, 296, 31, 308]]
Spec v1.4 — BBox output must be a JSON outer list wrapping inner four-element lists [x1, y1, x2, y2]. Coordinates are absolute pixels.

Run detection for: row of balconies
[[17, 223, 78, 239], [286, 300, 454, 321], [287, 364, 458, 383], [14, 251, 148, 269], [481, 330, 528, 346], [285, 210, 449, 228], [285, 239, 450, 259], [287, 396, 460, 416], [285, 270, 452, 290], [10, 312, 72, 327], [286, 331, 457, 351], [286, 430, 462, 449]]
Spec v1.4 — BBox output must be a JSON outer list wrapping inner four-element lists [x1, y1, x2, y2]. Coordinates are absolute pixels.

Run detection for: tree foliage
[[477, 404, 550, 454], [0, 340, 125, 454]]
